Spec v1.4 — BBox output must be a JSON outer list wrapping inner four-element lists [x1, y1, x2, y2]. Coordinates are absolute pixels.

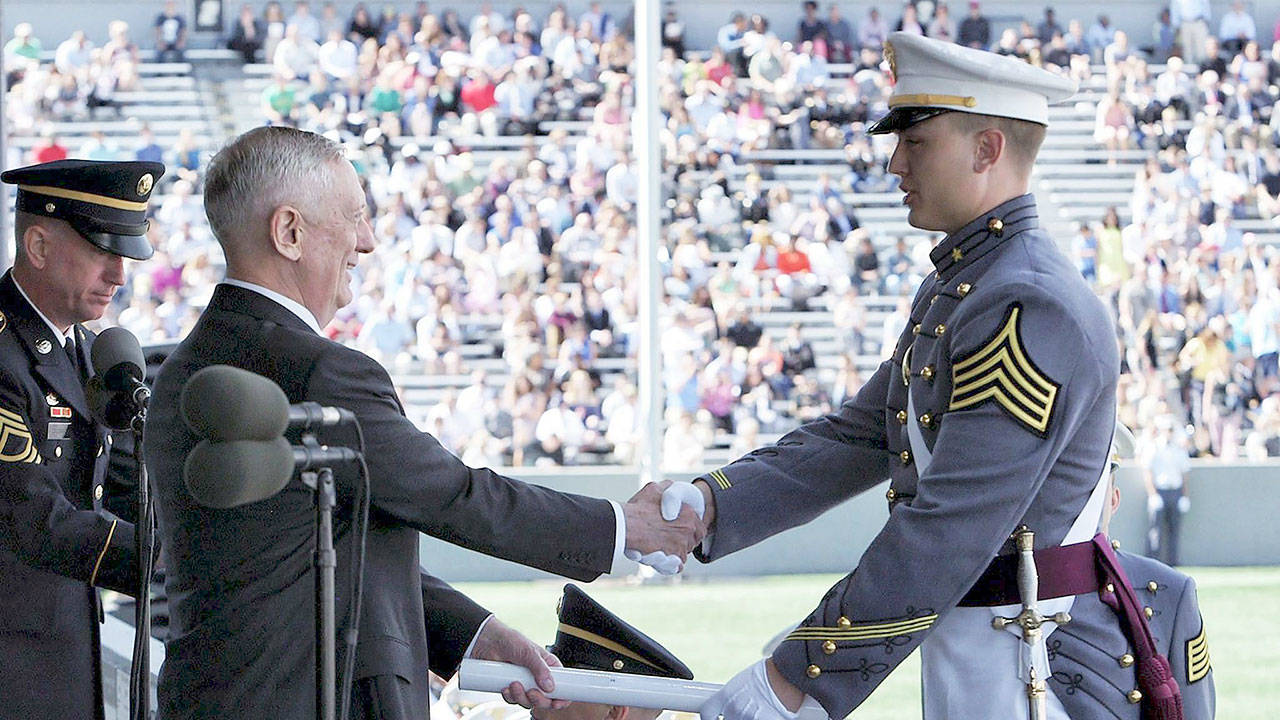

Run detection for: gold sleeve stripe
[[1186, 624, 1210, 683], [89, 519, 119, 587], [709, 469, 732, 490], [556, 623, 663, 671], [948, 304, 1060, 436], [0, 412, 40, 464], [784, 614, 937, 642]]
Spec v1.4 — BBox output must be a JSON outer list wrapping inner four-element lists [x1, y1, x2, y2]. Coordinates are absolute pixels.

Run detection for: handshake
[[621, 480, 712, 575]]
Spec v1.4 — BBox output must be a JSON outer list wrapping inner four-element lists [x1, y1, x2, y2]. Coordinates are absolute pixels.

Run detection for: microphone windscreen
[[180, 365, 291, 441], [90, 327, 146, 388], [86, 375, 134, 430], [183, 437, 296, 509]]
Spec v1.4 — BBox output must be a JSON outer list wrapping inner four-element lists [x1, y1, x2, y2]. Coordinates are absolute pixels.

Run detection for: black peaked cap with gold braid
[[2, 159, 165, 260], [548, 584, 694, 679]]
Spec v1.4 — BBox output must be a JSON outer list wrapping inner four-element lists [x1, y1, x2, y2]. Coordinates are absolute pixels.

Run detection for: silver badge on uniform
[[35, 339, 52, 354], [45, 392, 59, 405], [48, 421, 70, 441]]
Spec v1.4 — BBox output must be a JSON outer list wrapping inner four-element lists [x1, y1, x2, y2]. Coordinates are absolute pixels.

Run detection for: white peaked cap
[[867, 32, 1077, 134]]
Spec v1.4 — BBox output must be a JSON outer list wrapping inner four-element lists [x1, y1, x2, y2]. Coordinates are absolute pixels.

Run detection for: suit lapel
[[0, 272, 90, 418]]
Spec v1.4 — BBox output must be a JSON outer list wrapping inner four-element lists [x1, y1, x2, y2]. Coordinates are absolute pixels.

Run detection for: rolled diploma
[[459, 660, 829, 719]]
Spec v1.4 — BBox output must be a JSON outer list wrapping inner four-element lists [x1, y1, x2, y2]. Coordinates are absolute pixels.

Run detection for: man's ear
[[269, 204, 305, 261], [606, 706, 629, 720], [973, 127, 1005, 174], [20, 223, 51, 270]]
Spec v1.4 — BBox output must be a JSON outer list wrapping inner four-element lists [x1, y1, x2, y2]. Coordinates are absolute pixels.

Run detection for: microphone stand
[[129, 388, 154, 720], [300, 433, 337, 720]]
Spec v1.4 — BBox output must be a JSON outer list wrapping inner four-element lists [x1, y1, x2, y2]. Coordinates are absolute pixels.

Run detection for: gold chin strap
[[889, 93, 978, 109]]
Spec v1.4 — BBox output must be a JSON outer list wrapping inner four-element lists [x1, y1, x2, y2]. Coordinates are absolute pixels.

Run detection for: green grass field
[[457, 566, 1280, 719]]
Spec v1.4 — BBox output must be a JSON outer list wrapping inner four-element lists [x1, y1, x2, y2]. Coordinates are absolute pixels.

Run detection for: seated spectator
[[289, 0, 323, 44], [662, 7, 686, 58], [317, 28, 358, 82], [227, 4, 267, 63], [1220, 0, 1257, 56], [858, 7, 890, 50], [1094, 87, 1136, 162], [852, 235, 881, 291], [927, 3, 957, 43], [895, 3, 925, 35], [154, 1, 188, 63], [262, 2, 288, 60], [826, 4, 854, 62], [3, 23, 42, 66], [274, 22, 319, 80], [261, 73, 300, 124], [957, 1, 990, 49], [55, 30, 94, 80]]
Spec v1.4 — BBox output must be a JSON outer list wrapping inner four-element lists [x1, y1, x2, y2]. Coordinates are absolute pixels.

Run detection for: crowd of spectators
[[11, 1, 1280, 465]]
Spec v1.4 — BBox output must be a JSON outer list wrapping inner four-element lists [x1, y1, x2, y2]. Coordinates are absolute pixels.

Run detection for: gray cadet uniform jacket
[[695, 195, 1132, 717], [1042, 547, 1215, 718]]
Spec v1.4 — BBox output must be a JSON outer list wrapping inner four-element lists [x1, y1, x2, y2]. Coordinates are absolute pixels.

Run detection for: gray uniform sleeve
[[1169, 574, 1215, 719], [694, 358, 893, 560]]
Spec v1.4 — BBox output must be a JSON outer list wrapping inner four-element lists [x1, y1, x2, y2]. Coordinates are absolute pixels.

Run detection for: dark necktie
[[64, 337, 82, 380]]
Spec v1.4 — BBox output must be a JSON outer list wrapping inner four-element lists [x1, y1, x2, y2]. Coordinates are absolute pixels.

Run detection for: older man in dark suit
[[144, 126, 702, 719]]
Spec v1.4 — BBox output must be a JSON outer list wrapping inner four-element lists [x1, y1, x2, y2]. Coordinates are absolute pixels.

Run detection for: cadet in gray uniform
[[667, 33, 1181, 720], [1070, 423, 1215, 719]]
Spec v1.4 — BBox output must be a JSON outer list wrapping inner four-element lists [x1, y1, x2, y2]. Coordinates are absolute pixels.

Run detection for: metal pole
[[634, 0, 664, 487], [0, 0, 12, 269]]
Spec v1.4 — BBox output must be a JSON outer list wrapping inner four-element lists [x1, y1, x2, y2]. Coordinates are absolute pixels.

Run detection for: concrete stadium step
[[136, 75, 197, 91], [1049, 190, 1132, 206], [5, 132, 215, 150], [114, 89, 203, 104], [1040, 176, 1135, 191], [36, 119, 211, 136], [1034, 163, 1143, 179], [1038, 148, 1148, 163]]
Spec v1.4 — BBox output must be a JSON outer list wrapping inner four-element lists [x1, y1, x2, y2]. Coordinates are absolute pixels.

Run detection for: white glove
[[700, 660, 825, 720], [623, 549, 683, 575], [660, 480, 705, 521], [1147, 494, 1163, 514], [1177, 495, 1191, 513], [625, 481, 707, 575]]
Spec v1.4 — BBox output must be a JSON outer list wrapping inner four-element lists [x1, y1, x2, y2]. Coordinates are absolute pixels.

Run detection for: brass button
[[45, 202, 56, 213], [94, 485, 104, 501], [912, 323, 922, 335], [900, 450, 912, 465], [957, 282, 972, 296], [951, 247, 963, 261], [55, 446, 63, 458], [929, 295, 938, 305], [921, 366, 935, 381], [1147, 581, 1158, 593], [919, 413, 933, 427], [806, 665, 822, 679], [896, 410, 908, 424], [1118, 653, 1134, 668], [822, 640, 837, 655], [886, 488, 897, 501], [934, 323, 946, 336], [1144, 607, 1153, 619], [1111, 539, 1121, 550], [613, 660, 624, 670], [836, 616, 851, 629], [1127, 690, 1142, 704], [1104, 583, 1115, 594], [987, 217, 1004, 234]]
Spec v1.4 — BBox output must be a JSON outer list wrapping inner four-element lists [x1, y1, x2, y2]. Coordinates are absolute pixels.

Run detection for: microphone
[[90, 326, 150, 406], [183, 439, 362, 509], [87, 375, 137, 430], [180, 365, 355, 442]]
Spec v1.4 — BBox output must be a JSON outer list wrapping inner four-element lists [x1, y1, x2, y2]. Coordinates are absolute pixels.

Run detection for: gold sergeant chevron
[[948, 304, 1060, 436]]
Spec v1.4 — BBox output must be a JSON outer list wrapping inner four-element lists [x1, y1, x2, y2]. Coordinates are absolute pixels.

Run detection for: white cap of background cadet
[[867, 32, 1078, 135]]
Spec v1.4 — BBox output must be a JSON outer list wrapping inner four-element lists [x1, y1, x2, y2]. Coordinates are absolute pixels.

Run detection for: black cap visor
[[74, 221, 155, 260], [866, 106, 953, 135]]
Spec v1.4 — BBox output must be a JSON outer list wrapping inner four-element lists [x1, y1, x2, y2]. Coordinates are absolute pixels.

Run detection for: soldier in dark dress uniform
[[0, 158, 163, 718]]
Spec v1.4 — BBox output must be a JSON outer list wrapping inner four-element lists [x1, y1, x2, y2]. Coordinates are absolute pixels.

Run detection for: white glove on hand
[[660, 481, 705, 521], [625, 481, 707, 575], [623, 549, 683, 575], [700, 660, 824, 720], [1177, 495, 1191, 513], [1147, 494, 1164, 514]]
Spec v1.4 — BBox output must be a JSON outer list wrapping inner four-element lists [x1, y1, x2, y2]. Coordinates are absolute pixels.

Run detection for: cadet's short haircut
[[953, 112, 1048, 169], [204, 126, 345, 250]]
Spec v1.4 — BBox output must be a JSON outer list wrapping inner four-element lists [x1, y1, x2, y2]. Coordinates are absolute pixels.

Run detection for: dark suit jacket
[[145, 284, 616, 719], [0, 270, 136, 720]]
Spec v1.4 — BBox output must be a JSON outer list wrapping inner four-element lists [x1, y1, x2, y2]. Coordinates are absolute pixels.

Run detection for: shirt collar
[[11, 274, 75, 344], [928, 194, 1039, 281], [221, 278, 324, 334]]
